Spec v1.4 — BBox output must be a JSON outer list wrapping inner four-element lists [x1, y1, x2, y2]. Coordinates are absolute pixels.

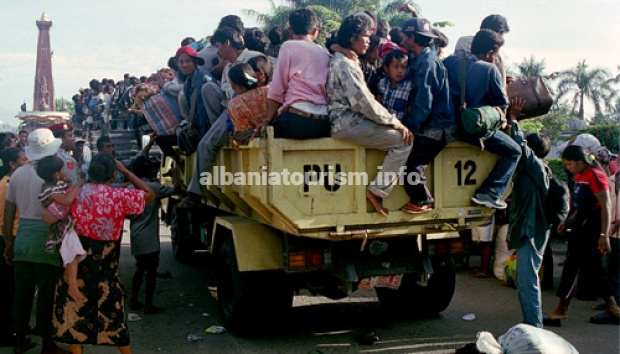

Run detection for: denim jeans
[[272, 111, 330, 139], [516, 234, 547, 328], [187, 110, 230, 196], [404, 136, 446, 205], [465, 129, 521, 200], [331, 119, 412, 199]]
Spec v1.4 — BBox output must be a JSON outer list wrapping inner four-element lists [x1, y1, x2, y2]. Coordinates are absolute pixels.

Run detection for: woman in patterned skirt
[[46, 153, 154, 353]]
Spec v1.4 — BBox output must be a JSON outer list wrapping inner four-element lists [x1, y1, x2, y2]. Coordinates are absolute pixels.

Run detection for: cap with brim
[[402, 18, 438, 38], [175, 46, 205, 66], [25, 128, 62, 161]]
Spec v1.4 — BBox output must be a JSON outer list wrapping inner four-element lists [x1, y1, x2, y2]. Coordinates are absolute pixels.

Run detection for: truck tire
[[376, 256, 456, 315], [171, 207, 193, 262], [216, 238, 292, 335]]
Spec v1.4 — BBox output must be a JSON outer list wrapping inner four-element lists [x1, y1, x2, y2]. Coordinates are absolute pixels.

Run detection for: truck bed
[[175, 129, 497, 239]]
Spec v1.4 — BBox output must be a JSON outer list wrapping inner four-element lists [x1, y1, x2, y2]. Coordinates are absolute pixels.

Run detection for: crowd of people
[[0, 2, 619, 353]]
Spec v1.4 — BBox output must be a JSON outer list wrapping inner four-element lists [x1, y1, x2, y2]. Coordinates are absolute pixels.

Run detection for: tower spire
[[34, 11, 54, 111]]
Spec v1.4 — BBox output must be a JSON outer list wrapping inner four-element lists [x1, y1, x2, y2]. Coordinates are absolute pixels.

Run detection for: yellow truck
[[163, 128, 498, 334]]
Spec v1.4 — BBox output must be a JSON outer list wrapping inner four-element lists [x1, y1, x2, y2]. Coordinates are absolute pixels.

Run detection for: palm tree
[[516, 56, 546, 78], [555, 60, 613, 120]]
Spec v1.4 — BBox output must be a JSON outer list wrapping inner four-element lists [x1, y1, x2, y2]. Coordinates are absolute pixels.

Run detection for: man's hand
[[4, 240, 13, 266], [397, 125, 414, 146], [598, 236, 611, 255], [396, 3, 420, 17], [509, 97, 525, 121]]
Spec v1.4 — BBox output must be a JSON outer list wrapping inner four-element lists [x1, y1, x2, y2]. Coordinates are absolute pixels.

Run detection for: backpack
[[544, 168, 570, 227]]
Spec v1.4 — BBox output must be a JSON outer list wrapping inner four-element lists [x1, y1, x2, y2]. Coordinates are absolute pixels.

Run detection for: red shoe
[[401, 202, 432, 214]]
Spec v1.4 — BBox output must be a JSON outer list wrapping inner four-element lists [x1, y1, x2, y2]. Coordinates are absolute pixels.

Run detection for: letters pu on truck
[[161, 128, 498, 335]]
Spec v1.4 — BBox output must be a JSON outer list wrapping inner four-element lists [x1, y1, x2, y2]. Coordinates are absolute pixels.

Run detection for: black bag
[[544, 169, 570, 227], [176, 121, 200, 156], [176, 90, 200, 156]]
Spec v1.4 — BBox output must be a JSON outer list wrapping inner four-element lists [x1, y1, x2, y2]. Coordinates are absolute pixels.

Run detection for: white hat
[[25, 128, 62, 161]]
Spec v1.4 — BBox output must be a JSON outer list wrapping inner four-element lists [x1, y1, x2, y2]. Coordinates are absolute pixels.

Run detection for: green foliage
[[519, 120, 543, 133], [545, 158, 568, 182], [515, 56, 546, 78], [521, 106, 572, 140], [572, 125, 620, 153], [554, 60, 614, 120], [55, 98, 75, 115]]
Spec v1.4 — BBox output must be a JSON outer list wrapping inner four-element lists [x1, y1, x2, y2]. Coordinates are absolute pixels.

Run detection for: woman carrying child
[[36, 155, 86, 303]]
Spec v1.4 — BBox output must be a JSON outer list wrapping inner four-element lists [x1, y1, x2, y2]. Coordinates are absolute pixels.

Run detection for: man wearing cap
[[399, 18, 455, 214], [181, 26, 263, 206], [49, 123, 81, 185], [4, 128, 69, 354], [176, 45, 215, 137]]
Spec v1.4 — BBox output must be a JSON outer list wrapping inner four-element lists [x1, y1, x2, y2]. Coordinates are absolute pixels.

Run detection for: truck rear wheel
[[217, 238, 292, 335], [376, 256, 456, 315]]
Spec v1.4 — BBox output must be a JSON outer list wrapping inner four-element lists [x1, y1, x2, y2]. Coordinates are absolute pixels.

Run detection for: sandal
[[401, 202, 432, 214], [590, 312, 620, 325], [176, 194, 198, 209]]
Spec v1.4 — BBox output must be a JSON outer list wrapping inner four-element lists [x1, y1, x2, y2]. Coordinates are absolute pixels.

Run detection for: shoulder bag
[[176, 89, 201, 156]]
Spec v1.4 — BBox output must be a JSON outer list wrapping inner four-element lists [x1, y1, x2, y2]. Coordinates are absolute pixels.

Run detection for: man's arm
[[3, 201, 16, 265]]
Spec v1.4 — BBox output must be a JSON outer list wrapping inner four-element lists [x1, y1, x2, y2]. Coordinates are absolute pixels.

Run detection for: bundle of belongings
[[132, 68, 181, 136], [455, 324, 579, 354]]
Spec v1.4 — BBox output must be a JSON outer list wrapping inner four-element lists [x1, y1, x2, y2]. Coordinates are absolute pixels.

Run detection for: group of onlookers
[[71, 74, 145, 138], [0, 123, 175, 353]]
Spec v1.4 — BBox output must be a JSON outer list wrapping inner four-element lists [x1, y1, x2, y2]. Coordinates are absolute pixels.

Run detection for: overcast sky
[[1, 0, 618, 126]]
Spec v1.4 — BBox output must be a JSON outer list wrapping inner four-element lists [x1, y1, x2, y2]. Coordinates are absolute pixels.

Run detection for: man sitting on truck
[[327, 13, 413, 217], [180, 25, 263, 208], [444, 29, 521, 209], [398, 18, 456, 214], [252, 8, 331, 140]]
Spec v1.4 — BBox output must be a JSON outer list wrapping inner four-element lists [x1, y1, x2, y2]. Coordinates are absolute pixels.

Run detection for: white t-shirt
[[6, 163, 46, 219]]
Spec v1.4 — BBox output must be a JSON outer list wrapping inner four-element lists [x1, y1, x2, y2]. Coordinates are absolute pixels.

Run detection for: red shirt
[[50, 183, 145, 241], [575, 167, 609, 209]]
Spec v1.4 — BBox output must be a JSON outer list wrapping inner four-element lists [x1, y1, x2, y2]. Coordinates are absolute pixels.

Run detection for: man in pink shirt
[[256, 8, 331, 139]]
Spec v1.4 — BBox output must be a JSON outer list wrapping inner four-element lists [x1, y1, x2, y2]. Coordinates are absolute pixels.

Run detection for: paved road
[[2, 223, 619, 353]]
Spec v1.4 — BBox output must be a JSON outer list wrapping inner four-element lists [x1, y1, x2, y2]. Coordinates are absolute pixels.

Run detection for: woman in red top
[[49, 153, 154, 353], [545, 145, 619, 325]]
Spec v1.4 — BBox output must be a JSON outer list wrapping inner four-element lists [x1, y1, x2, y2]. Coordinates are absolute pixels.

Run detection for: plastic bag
[[493, 224, 512, 280], [477, 324, 579, 354]]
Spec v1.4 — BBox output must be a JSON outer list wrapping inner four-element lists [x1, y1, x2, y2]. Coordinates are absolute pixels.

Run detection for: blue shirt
[[404, 47, 455, 134], [443, 54, 509, 116], [183, 68, 215, 136]]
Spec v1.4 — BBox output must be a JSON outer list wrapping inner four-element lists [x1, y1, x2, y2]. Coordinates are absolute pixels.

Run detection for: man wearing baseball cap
[[49, 123, 81, 185], [4, 128, 69, 353], [399, 17, 456, 214]]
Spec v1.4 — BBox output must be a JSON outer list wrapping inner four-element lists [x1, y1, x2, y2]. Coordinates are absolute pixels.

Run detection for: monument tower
[[33, 11, 54, 111]]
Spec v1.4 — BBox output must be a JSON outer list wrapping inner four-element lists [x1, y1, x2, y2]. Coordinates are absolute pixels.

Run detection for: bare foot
[[545, 309, 568, 320], [68, 285, 88, 303], [366, 190, 388, 217]]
